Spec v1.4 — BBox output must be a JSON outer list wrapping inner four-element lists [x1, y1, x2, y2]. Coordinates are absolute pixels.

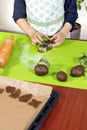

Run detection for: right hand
[[16, 19, 49, 44], [28, 28, 48, 45]]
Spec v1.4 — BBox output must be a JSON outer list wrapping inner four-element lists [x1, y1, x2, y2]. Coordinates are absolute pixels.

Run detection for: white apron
[[25, 0, 65, 36]]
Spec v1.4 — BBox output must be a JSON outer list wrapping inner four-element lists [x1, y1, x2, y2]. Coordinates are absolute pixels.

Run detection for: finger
[[37, 35, 43, 42], [32, 39, 37, 45], [35, 37, 42, 44], [54, 37, 60, 42], [50, 36, 56, 41], [43, 34, 49, 39], [53, 41, 61, 47], [32, 42, 36, 45], [51, 37, 60, 43]]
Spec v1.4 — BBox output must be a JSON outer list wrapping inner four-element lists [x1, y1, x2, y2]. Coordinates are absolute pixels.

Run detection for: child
[[13, 0, 78, 47]]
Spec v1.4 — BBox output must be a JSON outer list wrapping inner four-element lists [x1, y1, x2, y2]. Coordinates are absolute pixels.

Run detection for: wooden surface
[[40, 85, 87, 130]]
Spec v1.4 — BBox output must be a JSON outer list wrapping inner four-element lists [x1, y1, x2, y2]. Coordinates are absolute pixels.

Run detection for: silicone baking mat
[[0, 31, 87, 90]]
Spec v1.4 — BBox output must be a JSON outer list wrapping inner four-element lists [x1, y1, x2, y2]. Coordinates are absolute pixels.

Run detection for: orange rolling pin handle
[[0, 35, 14, 68]]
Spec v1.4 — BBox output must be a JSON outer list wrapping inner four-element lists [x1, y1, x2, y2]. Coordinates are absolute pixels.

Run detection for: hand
[[29, 28, 48, 45], [50, 31, 66, 47]]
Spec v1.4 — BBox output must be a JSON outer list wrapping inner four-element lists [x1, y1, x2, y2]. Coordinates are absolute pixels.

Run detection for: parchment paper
[[0, 76, 52, 130]]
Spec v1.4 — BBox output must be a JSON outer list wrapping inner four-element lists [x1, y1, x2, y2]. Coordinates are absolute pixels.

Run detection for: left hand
[[50, 31, 66, 47]]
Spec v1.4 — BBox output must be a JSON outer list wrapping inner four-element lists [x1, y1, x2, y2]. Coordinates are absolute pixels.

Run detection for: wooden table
[[40, 85, 87, 130]]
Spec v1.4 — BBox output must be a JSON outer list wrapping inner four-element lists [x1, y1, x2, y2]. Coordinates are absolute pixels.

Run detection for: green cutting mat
[[0, 31, 87, 90]]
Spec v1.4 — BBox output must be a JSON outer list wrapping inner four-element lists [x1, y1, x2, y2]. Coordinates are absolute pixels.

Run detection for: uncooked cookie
[[19, 94, 33, 102], [6, 86, 16, 93], [56, 71, 68, 81], [71, 65, 85, 77], [0, 88, 4, 94], [9, 89, 21, 98], [34, 59, 50, 76], [34, 64, 48, 76], [28, 99, 42, 108]]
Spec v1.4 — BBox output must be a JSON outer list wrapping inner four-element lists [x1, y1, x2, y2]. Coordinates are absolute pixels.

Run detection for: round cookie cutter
[[37, 59, 50, 68]]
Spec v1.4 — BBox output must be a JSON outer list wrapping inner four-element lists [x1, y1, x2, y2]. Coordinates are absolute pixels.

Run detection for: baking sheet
[[0, 76, 52, 130], [0, 31, 87, 90]]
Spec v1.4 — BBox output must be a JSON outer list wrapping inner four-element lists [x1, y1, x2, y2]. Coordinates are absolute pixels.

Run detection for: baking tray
[[28, 90, 59, 130]]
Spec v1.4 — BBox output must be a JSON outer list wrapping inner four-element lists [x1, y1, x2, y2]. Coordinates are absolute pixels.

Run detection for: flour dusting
[[19, 44, 42, 69]]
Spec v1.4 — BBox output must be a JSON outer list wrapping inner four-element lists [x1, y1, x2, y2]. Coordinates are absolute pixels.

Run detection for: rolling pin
[[0, 35, 14, 67]]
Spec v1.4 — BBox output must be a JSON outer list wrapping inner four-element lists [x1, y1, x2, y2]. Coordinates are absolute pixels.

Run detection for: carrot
[[0, 35, 14, 67]]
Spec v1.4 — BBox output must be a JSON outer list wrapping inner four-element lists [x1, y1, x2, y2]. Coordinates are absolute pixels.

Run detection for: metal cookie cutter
[[38, 40, 54, 53]]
